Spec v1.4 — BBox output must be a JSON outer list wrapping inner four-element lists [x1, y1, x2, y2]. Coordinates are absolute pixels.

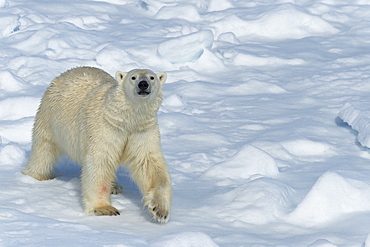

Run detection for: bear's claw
[[148, 203, 169, 223], [111, 182, 123, 195], [93, 206, 120, 216]]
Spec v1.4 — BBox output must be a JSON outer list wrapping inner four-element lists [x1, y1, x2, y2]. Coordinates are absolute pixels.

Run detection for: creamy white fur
[[23, 66, 172, 223]]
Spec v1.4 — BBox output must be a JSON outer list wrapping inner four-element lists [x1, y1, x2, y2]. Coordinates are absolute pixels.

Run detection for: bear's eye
[[149, 76, 155, 81], [131, 76, 137, 81]]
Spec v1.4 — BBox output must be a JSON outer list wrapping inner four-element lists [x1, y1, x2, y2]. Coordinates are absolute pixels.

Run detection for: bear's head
[[115, 69, 166, 102]]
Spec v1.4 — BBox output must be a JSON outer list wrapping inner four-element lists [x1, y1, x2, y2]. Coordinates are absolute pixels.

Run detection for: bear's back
[[51, 66, 116, 89]]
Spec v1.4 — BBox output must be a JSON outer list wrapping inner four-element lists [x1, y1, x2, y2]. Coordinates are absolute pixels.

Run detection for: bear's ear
[[115, 71, 127, 84], [157, 72, 167, 84]]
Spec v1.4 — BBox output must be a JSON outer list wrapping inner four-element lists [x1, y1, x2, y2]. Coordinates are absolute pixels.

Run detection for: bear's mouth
[[137, 91, 151, 96]]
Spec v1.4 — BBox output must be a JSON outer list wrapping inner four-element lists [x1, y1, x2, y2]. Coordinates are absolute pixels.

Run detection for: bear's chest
[[103, 107, 157, 134]]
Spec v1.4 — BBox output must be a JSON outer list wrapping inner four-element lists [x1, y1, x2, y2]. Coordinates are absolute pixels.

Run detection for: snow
[[338, 101, 370, 148], [208, 4, 339, 41], [203, 144, 279, 181], [151, 232, 219, 247], [157, 30, 214, 64], [288, 171, 370, 227], [2, 0, 370, 246]]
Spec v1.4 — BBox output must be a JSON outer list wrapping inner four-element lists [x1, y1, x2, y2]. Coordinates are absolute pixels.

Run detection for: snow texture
[[339, 101, 370, 148], [1, 0, 370, 246]]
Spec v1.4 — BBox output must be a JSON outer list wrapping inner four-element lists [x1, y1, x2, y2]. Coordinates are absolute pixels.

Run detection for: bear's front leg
[[81, 162, 120, 216], [124, 127, 172, 223], [132, 164, 172, 223], [143, 177, 172, 223]]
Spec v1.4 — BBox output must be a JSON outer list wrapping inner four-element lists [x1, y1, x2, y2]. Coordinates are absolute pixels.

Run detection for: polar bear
[[23, 66, 172, 223]]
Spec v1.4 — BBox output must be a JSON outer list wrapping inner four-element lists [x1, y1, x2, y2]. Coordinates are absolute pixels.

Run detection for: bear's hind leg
[[23, 138, 60, 181]]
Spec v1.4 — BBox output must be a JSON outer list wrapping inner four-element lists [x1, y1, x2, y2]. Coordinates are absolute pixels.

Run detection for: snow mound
[[338, 101, 370, 148], [282, 139, 335, 157], [161, 94, 187, 113], [0, 14, 20, 38], [96, 44, 139, 73], [12, 27, 53, 55], [207, 0, 234, 12], [156, 5, 201, 22], [151, 232, 219, 247], [0, 97, 40, 121], [233, 53, 305, 67], [157, 30, 213, 64], [307, 239, 338, 247], [208, 4, 339, 41], [0, 144, 26, 167], [203, 145, 279, 181], [0, 70, 26, 93], [213, 178, 294, 224], [217, 32, 239, 43], [226, 79, 287, 95], [0, 118, 33, 144], [288, 171, 370, 227], [0, 0, 8, 8], [188, 49, 226, 73]]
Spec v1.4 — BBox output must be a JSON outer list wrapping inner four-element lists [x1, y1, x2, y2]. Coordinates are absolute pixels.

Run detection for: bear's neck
[[104, 85, 161, 132]]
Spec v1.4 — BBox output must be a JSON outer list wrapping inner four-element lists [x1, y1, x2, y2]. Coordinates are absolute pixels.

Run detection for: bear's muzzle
[[136, 78, 151, 96]]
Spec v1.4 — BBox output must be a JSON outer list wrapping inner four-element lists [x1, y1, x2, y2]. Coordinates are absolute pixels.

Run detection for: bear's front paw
[[93, 205, 120, 216], [147, 199, 170, 223]]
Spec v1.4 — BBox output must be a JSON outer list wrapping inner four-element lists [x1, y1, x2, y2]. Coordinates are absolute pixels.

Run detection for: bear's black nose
[[138, 81, 149, 90]]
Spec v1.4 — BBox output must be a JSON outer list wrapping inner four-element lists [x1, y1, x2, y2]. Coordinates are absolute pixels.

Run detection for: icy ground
[[2, 0, 370, 246]]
